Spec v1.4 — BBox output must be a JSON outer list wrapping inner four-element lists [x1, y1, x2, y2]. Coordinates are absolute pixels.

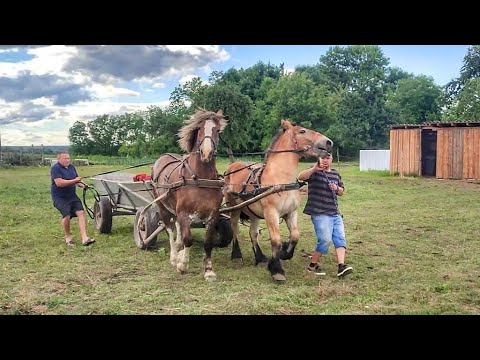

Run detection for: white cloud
[[89, 84, 140, 98], [180, 74, 199, 85], [151, 82, 166, 89]]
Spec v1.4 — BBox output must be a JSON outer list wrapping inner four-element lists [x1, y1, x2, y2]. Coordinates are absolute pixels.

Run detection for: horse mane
[[264, 120, 297, 162], [177, 108, 228, 153]]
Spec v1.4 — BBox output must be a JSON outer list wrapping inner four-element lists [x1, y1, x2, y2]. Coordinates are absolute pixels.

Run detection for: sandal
[[82, 238, 96, 246], [66, 239, 75, 246]]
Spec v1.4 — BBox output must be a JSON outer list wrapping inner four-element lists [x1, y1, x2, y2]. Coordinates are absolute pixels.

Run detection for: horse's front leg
[[203, 216, 219, 282], [176, 214, 192, 274], [263, 208, 286, 282], [279, 211, 299, 260], [249, 217, 268, 265], [229, 210, 243, 261]]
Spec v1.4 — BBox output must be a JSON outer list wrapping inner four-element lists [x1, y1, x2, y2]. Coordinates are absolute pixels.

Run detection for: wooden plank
[[416, 129, 422, 176], [448, 129, 452, 178], [437, 129, 446, 179], [463, 128, 471, 179], [390, 130, 397, 174], [472, 128, 480, 179], [436, 129, 442, 178], [436, 129, 441, 178], [463, 128, 469, 179], [456, 128, 464, 179]]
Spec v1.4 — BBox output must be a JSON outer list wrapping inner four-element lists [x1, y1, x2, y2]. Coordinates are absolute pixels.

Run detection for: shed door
[[436, 128, 463, 179], [390, 129, 421, 176]]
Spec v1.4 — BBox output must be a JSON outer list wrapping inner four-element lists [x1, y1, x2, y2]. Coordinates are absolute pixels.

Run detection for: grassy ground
[[1, 159, 479, 314]]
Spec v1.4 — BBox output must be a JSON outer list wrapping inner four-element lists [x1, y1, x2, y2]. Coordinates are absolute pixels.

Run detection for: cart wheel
[[94, 197, 113, 233], [213, 215, 233, 248], [133, 208, 161, 250]]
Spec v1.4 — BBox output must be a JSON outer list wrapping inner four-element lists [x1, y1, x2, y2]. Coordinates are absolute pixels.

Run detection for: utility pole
[[0, 130, 2, 164]]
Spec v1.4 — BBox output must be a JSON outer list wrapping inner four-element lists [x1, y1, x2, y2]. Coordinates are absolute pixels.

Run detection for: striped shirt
[[303, 169, 344, 216]]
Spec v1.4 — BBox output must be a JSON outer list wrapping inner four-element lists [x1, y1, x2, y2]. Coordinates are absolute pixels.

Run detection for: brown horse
[[151, 109, 228, 281], [223, 120, 332, 282]]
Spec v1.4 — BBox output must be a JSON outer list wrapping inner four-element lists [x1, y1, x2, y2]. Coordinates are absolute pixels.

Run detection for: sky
[[0, 45, 470, 146]]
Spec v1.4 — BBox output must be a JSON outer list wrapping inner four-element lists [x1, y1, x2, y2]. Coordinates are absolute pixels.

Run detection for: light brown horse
[[223, 120, 332, 282], [151, 109, 228, 281]]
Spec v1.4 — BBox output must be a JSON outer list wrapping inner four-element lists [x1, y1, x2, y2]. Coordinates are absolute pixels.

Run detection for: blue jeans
[[311, 214, 346, 254]]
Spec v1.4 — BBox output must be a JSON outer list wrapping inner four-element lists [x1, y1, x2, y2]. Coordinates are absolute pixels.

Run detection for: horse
[[150, 108, 228, 281], [223, 119, 332, 282]]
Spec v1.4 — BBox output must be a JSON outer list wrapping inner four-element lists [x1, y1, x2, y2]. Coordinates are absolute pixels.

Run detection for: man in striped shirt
[[298, 153, 353, 278]]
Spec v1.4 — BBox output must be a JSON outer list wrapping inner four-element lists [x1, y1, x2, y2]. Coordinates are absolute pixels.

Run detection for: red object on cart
[[133, 173, 151, 182]]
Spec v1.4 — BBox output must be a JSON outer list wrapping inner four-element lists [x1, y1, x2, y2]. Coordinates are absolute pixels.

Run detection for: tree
[[262, 73, 337, 148], [445, 78, 480, 120], [68, 121, 94, 155], [445, 45, 480, 107], [386, 75, 443, 124], [199, 83, 255, 158]]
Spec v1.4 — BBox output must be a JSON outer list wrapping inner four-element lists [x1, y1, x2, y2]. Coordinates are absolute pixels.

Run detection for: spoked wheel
[[133, 207, 162, 250], [213, 215, 233, 248], [94, 197, 113, 233]]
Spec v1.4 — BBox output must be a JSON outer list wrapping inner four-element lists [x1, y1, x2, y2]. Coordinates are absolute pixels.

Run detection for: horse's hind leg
[[249, 217, 268, 265], [279, 211, 299, 260], [203, 218, 218, 282], [166, 225, 178, 266], [229, 210, 243, 261]]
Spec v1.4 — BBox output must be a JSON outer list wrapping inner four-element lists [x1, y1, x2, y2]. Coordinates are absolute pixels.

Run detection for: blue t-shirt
[[51, 163, 79, 202]]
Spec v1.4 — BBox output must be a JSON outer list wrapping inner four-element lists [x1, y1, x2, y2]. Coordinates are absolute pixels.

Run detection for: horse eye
[[299, 129, 306, 134]]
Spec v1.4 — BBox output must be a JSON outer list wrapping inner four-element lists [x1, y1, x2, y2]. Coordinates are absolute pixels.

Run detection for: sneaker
[[307, 263, 326, 276], [337, 263, 353, 277]]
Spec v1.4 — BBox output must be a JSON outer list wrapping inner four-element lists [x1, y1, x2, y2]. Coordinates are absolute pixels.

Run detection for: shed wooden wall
[[437, 128, 480, 179], [389, 129, 421, 176]]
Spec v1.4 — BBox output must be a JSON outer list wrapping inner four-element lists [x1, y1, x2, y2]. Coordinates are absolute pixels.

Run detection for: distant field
[[1, 159, 479, 314]]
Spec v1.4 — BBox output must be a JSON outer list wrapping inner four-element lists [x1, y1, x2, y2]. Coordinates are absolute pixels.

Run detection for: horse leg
[[229, 210, 243, 261], [203, 218, 218, 282], [175, 221, 183, 251], [249, 217, 268, 265], [167, 225, 178, 266], [279, 211, 299, 260], [176, 214, 192, 274], [263, 208, 286, 282]]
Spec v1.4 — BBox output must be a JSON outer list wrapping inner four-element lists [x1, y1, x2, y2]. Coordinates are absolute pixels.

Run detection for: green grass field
[[1, 159, 479, 314]]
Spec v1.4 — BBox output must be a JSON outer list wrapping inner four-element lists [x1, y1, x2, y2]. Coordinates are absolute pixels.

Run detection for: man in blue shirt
[[51, 151, 95, 246]]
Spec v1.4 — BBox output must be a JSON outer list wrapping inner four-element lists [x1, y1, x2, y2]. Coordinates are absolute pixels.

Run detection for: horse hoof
[[204, 271, 217, 282], [272, 273, 286, 282], [177, 263, 188, 274]]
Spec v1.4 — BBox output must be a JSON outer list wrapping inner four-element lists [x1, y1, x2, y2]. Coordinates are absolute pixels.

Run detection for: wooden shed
[[390, 122, 480, 180]]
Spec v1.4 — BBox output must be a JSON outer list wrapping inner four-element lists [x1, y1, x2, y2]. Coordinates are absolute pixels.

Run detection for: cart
[[89, 172, 233, 249]]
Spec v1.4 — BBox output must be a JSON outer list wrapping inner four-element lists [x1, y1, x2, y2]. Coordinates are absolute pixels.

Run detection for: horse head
[[178, 108, 229, 163], [281, 119, 333, 159]]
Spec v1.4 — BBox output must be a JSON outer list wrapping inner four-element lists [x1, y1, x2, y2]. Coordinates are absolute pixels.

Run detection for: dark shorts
[[53, 197, 84, 218]]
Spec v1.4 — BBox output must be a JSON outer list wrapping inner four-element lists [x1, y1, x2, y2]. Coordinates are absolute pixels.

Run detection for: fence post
[[336, 148, 340, 165]]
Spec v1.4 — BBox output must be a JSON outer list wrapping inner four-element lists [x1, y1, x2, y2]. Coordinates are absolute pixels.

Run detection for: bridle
[[196, 135, 218, 156]]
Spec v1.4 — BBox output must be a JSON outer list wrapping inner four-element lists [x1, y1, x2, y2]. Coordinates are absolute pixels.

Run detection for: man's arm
[[298, 164, 321, 181], [53, 177, 82, 187]]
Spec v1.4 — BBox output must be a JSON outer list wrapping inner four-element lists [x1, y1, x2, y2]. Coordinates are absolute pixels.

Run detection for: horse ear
[[281, 119, 292, 130], [217, 109, 224, 115]]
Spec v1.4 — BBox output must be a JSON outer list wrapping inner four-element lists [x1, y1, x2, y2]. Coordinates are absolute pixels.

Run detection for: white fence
[[359, 150, 390, 171]]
